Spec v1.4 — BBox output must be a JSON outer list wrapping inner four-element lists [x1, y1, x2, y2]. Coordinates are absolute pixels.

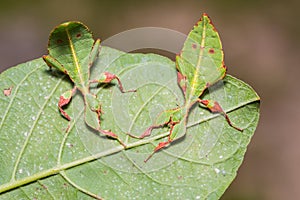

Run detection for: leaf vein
[[11, 72, 65, 181]]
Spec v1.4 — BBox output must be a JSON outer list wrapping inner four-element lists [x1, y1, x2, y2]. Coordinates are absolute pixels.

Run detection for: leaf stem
[[0, 131, 169, 194]]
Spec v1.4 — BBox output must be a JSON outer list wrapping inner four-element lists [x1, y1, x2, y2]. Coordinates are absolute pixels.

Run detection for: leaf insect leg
[[198, 99, 243, 131], [127, 114, 180, 162], [97, 129, 127, 148], [58, 88, 77, 121], [85, 93, 127, 148], [90, 72, 137, 93], [144, 118, 180, 162], [42, 54, 76, 121]]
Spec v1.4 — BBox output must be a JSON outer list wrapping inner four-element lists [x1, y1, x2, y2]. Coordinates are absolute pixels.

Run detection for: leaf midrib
[[0, 91, 258, 194], [0, 130, 170, 194], [66, 27, 87, 94], [187, 21, 207, 106]]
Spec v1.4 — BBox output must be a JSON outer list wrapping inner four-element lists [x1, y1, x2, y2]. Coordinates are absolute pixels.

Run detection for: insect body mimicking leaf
[[129, 13, 243, 161], [176, 13, 226, 102], [45, 22, 94, 93], [43, 21, 136, 145]]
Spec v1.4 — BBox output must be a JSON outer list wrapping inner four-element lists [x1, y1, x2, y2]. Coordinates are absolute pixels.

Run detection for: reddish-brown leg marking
[[91, 72, 136, 93], [144, 118, 179, 162], [199, 99, 243, 131], [58, 88, 76, 121]]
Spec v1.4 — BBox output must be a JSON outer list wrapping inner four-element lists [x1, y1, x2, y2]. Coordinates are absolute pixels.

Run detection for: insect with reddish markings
[[43, 22, 136, 145], [128, 13, 243, 162]]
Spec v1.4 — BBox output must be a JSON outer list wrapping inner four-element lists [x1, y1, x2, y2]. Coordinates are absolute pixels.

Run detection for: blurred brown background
[[0, 0, 299, 199]]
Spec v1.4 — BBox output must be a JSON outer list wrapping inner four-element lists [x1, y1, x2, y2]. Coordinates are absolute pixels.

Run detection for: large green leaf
[[0, 46, 259, 199]]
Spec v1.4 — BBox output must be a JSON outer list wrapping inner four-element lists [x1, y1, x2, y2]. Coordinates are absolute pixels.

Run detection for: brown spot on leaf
[[209, 48, 215, 54], [57, 39, 63, 44], [192, 43, 197, 49], [3, 86, 12, 96], [76, 33, 81, 38]]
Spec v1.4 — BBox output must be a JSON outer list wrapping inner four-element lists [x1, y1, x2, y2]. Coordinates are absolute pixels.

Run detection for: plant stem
[[0, 131, 169, 194]]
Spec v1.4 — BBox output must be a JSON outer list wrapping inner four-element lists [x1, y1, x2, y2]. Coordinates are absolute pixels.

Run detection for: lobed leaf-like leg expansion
[[144, 118, 180, 162], [58, 88, 76, 121], [177, 71, 187, 95], [90, 72, 137, 93], [199, 99, 243, 131], [127, 108, 185, 162], [84, 93, 126, 147], [128, 124, 166, 139], [127, 108, 178, 139], [98, 129, 126, 147]]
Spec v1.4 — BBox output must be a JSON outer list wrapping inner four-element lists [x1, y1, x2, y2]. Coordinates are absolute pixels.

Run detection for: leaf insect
[[43, 22, 136, 146], [129, 13, 243, 162]]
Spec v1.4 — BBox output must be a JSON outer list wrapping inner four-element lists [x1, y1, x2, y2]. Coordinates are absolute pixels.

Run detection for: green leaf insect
[[130, 13, 243, 162], [43, 22, 136, 145]]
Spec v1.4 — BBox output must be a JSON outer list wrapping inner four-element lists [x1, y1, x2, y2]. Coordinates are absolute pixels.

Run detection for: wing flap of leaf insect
[[47, 22, 94, 92], [176, 13, 226, 102]]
